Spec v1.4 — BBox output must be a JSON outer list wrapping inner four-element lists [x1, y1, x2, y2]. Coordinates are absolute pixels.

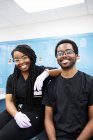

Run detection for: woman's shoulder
[[35, 65, 45, 70], [34, 65, 45, 75], [7, 74, 14, 82]]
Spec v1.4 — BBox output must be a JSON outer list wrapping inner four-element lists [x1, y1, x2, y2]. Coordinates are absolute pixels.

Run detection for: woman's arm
[[6, 94, 31, 128], [34, 68, 61, 91], [46, 68, 62, 76], [45, 106, 56, 140], [6, 94, 17, 117]]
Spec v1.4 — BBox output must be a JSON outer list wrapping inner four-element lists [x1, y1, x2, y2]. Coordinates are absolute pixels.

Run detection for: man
[[42, 39, 93, 140]]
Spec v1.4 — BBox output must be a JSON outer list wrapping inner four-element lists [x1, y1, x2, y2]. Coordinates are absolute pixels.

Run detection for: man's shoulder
[[47, 76, 60, 87], [79, 71, 93, 80], [79, 71, 93, 89]]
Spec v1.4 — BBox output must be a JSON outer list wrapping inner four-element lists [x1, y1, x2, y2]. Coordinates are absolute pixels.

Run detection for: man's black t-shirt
[[42, 71, 93, 139]]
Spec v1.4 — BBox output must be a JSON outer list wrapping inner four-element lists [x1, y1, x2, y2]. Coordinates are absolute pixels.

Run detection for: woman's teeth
[[21, 65, 27, 69]]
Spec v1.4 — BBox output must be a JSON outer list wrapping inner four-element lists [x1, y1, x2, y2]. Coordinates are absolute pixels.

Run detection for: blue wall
[[0, 32, 93, 93]]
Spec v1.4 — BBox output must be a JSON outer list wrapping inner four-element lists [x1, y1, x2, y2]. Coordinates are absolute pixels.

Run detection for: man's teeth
[[62, 60, 69, 63]]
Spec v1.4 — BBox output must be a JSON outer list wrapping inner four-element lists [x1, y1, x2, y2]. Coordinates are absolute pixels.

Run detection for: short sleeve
[[42, 79, 56, 108], [88, 77, 93, 106], [34, 65, 45, 79], [6, 75, 13, 94], [35, 65, 56, 78]]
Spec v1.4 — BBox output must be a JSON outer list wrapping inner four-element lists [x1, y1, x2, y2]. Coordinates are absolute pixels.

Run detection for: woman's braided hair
[[11, 44, 37, 106]]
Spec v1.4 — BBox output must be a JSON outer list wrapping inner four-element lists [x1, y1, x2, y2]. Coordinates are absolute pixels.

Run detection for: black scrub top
[[6, 65, 51, 111], [42, 71, 93, 139]]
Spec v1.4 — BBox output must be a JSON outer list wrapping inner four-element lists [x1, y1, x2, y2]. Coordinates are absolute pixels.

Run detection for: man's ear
[[76, 55, 80, 61]]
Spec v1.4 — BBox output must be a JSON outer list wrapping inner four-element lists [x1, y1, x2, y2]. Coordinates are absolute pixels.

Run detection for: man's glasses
[[56, 49, 75, 57], [13, 55, 29, 64]]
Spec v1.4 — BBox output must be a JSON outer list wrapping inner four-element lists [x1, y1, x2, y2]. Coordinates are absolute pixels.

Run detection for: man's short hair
[[55, 39, 78, 57]]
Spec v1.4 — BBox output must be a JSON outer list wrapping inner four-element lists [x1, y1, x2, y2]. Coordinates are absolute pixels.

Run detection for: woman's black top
[[6, 65, 51, 112]]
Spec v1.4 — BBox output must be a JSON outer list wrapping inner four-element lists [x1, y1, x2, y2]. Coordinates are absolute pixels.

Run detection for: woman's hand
[[14, 112, 32, 128], [34, 70, 49, 91]]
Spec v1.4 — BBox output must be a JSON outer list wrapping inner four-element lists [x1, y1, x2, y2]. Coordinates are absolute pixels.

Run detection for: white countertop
[[0, 94, 6, 100]]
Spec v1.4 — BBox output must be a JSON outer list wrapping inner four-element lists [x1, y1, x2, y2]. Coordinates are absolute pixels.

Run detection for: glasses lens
[[57, 51, 64, 57], [66, 49, 74, 55], [13, 59, 19, 63], [22, 56, 28, 60], [57, 49, 74, 57], [13, 55, 28, 64]]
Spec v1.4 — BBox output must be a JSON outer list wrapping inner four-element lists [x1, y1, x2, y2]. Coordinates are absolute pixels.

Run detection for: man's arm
[[44, 106, 56, 140], [76, 105, 93, 140]]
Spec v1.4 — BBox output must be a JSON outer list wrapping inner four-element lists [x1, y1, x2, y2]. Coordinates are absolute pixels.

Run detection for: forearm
[[34, 69, 61, 91], [6, 100, 17, 117], [46, 69, 61, 77], [45, 118, 56, 140], [76, 119, 93, 140]]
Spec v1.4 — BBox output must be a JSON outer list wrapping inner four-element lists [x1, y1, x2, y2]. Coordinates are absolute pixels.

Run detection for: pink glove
[[34, 70, 49, 91], [14, 112, 31, 128]]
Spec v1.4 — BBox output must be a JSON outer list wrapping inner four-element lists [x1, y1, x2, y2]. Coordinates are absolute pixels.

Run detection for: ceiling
[[0, 0, 93, 29]]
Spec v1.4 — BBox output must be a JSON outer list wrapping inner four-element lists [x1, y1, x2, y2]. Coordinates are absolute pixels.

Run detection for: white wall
[[0, 15, 93, 42]]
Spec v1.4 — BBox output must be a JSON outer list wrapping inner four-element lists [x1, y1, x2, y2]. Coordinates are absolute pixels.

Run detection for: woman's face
[[13, 51, 31, 72]]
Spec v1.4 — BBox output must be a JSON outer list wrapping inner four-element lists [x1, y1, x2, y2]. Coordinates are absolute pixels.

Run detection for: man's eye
[[67, 50, 73, 54], [58, 52, 61, 55], [66, 50, 71, 54]]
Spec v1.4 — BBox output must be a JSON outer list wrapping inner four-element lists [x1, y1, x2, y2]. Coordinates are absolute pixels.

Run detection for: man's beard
[[58, 59, 76, 70]]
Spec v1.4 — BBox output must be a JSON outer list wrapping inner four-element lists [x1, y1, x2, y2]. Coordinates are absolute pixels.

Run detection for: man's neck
[[61, 67, 78, 78]]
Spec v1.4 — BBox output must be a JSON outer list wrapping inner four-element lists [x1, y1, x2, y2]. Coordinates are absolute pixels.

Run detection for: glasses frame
[[13, 55, 29, 64], [56, 49, 75, 57]]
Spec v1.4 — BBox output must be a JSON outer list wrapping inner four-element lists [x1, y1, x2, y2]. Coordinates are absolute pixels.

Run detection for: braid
[[12, 66, 20, 106], [26, 62, 36, 106], [11, 44, 37, 106]]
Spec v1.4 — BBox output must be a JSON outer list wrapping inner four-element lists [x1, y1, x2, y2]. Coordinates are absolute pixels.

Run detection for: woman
[[0, 44, 61, 140]]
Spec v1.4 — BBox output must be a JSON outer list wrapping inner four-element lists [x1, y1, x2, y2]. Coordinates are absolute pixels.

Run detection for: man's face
[[56, 43, 78, 70]]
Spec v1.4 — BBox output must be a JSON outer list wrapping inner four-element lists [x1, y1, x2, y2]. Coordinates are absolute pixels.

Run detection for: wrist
[[43, 70, 49, 77], [13, 110, 18, 117], [14, 111, 21, 118]]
